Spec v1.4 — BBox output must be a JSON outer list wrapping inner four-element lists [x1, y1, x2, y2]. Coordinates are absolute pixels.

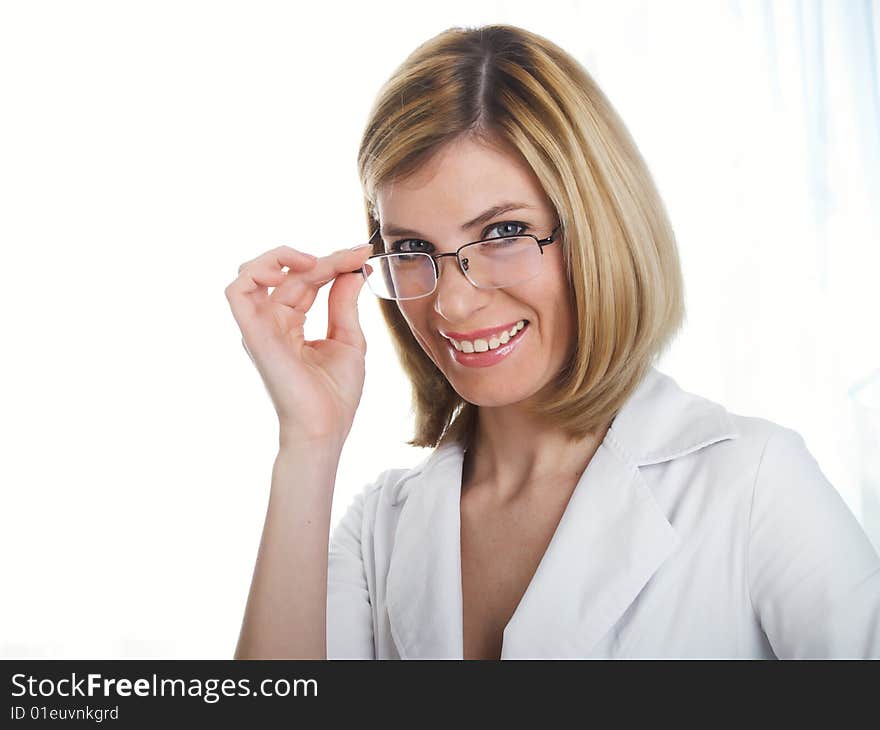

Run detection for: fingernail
[[349, 243, 373, 252]]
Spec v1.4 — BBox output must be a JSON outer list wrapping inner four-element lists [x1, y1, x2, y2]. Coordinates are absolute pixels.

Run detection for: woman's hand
[[225, 244, 375, 447]]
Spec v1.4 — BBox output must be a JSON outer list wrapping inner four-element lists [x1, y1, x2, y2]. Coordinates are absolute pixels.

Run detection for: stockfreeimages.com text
[[11, 673, 317, 703]]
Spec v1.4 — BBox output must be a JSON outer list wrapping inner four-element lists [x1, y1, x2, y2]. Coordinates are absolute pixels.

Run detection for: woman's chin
[[449, 381, 534, 409]]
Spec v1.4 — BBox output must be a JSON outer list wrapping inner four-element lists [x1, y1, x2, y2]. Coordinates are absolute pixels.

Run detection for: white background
[[1, 0, 877, 657]]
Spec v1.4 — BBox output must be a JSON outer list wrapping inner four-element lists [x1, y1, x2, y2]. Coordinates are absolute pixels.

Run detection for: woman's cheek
[[403, 318, 438, 364], [398, 303, 434, 356]]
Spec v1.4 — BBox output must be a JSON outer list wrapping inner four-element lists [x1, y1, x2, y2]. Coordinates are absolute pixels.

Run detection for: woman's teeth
[[451, 320, 527, 353]]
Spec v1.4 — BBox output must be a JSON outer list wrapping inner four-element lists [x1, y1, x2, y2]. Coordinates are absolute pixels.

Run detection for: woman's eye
[[391, 239, 432, 253], [485, 221, 528, 238], [390, 221, 528, 251]]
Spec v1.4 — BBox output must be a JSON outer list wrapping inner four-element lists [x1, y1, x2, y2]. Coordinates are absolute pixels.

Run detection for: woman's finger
[[229, 246, 318, 298], [237, 245, 317, 275], [269, 246, 373, 312]]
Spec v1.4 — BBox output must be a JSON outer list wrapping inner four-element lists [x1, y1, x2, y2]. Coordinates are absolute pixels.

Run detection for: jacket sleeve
[[748, 426, 880, 658], [326, 482, 376, 659]]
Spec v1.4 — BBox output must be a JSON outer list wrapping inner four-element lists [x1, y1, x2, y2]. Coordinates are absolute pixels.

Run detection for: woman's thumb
[[326, 270, 368, 351]]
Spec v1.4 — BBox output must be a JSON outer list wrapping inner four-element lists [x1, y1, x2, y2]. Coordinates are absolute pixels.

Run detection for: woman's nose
[[432, 255, 490, 321]]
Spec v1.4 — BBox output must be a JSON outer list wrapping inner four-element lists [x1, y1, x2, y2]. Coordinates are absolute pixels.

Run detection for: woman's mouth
[[444, 320, 530, 368]]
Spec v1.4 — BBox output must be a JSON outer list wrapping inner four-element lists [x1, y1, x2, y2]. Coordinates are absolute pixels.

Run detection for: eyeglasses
[[348, 224, 561, 301]]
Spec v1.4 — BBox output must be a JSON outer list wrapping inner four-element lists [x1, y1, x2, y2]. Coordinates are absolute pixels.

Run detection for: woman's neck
[[462, 405, 612, 502]]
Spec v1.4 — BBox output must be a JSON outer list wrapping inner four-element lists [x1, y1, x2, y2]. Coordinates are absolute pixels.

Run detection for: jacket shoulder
[[724, 410, 808, 453], [350, 453, 435, 517], [353, 465, 415, 512]]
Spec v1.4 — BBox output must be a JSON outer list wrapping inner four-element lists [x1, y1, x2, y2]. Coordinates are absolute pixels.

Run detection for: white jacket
[[326, 366, 880, 658]]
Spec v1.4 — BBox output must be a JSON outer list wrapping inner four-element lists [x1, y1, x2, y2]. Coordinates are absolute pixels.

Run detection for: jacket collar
[[385, 366, 739, 658]]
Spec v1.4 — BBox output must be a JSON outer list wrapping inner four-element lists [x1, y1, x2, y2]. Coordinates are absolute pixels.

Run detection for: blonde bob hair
[[356, 24, 685, 451]]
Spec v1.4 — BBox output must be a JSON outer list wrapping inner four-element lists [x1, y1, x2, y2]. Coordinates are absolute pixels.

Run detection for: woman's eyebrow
[[380, 202, 536, 238]]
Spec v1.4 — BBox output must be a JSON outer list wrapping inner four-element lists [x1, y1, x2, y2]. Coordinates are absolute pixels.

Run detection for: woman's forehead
[[376, 185, 551, 237], [376, 136, 544, 209]]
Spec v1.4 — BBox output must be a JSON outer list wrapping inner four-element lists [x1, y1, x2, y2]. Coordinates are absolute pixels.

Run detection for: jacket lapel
[[385, 443, 466, 659], [385, 366, 740, 659], [499, 432, 679, 658]]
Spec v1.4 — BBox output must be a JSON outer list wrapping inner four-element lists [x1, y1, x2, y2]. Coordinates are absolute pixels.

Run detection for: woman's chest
[[459, 485, 575, 660]]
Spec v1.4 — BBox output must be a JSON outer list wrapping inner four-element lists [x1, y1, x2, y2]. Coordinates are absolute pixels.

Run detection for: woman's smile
[[442, 320, 530, 368]]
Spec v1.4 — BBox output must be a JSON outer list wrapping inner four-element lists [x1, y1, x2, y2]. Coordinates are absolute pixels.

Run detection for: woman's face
[[375, 136, 575, 408]]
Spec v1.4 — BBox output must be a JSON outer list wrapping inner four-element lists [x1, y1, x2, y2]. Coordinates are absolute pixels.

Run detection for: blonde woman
[[226, 25, 880, 659]]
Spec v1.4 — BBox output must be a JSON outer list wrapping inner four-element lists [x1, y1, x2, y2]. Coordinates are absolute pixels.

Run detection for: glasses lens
[[462, 236, 542, 289], [363, 253, 436, 300]]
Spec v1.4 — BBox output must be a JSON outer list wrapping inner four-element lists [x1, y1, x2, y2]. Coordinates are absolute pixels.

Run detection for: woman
[[226, 25, 880, 659]]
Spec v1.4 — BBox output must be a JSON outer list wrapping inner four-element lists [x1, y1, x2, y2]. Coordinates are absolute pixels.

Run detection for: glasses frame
[[350, 224, 562, 301]]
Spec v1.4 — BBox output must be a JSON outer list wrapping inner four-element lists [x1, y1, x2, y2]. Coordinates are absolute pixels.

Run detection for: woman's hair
[[356, 24, 685, 450]]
